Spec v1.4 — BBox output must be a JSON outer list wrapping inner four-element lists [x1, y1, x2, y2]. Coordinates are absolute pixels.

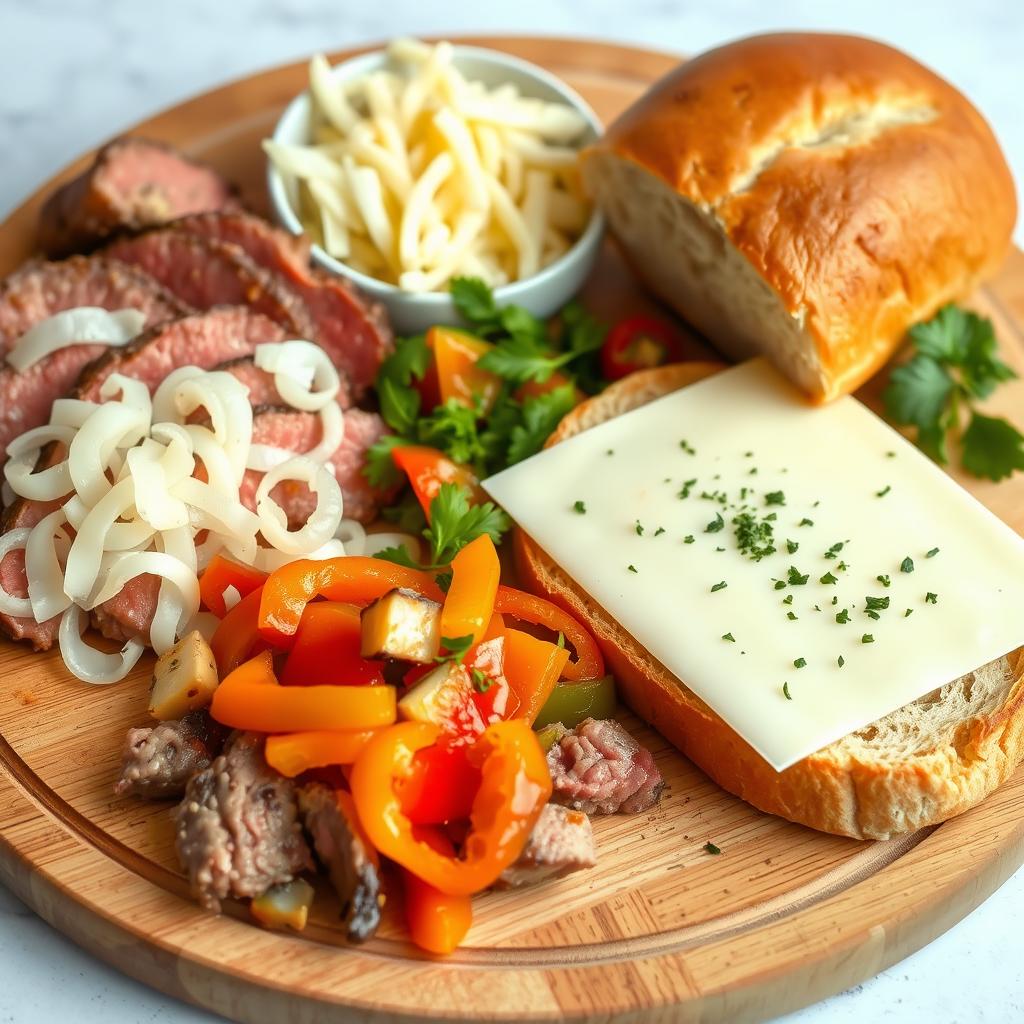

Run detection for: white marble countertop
[[1, 1, 1022, 1022]]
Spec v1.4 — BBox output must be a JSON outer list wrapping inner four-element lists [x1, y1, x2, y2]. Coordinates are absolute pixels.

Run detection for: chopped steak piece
[[217, 354, 352, 410], [106, 230, 315, 338], [298, 783, 382, 942], [114, 709, 228, 799], [546, 718, 665, 815], [176, 211, 391, 396], [0, 257, 185, 457], [241, 406, 396, 524], [174, 732, 313, 911], [495, 803, 597, 888], [38, 137, 240, 258], [76, 305, 285, 400]]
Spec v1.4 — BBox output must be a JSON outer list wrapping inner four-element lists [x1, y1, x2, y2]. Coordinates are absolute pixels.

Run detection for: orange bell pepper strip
[[401, 828, 473, 954], [199, 555, 268, 618], [502, 629, 570, 725], [481, 612, 504, 642], [440, 534, 500, 647], [265, 729, 377, 778], [493, 586, 604, 681], [211, 651, 397, 732], [280, 601, 385, 687], [391, 445, 488, 520], [350, 720, 552, 896], [210, 586, 266, 676], [258, 556, 444, 649], [429, 326, 501, 414]]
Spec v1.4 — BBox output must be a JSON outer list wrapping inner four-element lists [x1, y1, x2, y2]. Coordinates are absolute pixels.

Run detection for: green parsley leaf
[[865, 595, 890, 612], [373, 544, 422, 570], [961, 413, 1024, 481], [925, 591, 938, 604], [905, 608, 913, 617], [820, 571, 838, 585], [635, 521, 644, 536], [503, 384, 577, 465], [838, 655, 846, 667], [711, 580, 728, 592], [783, 682, 793, 700], [793, 657, 807, 668], [799, 518, 814, 527], [722, 632, 736, 642], [450, 276, 502, 326], [704, 841, 722, 855], [381, 491, 428, 534], [435, 571, 453, 593], [877, 574, 891, 587], [884, 352, 955, 431], [824, 542, 844, 559], [363, 434, 413, 489], [426, 483, 510, 566], [926, 547, 940, 558], [654, 526, 666, 536], [900, 556, 915, 574], [786, 539, 799, 554], [436, 634, 474, 663], [679, 439, 696, 454], [765, 490, 786, 506], [787, 566, 809, 586], [876, 484, 891, 498], [705, 512, 725, 534], [471, 668, 495, 693], [417, 398, 486, 468], [836, 608, 850, 624], [573, 500, 587, 514], [683, 535, 695, 544], [782, 594, 794, 605], [862, 633, 875, 644], [787, 610, 798, 621]]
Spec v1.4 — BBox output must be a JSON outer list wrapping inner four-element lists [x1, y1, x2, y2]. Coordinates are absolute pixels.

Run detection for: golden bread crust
[[583, 33, 1017, 400]]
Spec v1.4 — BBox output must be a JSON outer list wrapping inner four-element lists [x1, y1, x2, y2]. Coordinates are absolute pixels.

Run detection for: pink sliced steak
[[176, 211, 391, 396], [241, 406, 396, 525], [106, 231, 315, 339], [38, 137, 240, 258], [0, 256, 186, 458]]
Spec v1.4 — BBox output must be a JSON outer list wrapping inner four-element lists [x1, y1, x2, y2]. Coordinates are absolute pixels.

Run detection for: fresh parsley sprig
[[884, 304, 1024, 481], [375, 483, 511, 572]]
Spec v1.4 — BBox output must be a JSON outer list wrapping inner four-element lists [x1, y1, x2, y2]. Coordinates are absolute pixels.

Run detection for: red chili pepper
[[601, 315, 686, 381]]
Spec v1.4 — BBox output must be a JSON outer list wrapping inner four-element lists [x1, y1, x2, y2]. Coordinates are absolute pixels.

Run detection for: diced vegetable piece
[[533, 675, 617, 730], [148, 630, 220, 721], [210, 586, 266, 675], [502, 629, 570, 725], [430, 326, 501, 413], [391, 445, 488, 519], [441, 534, 500, 647], [398, 661, 485, 738], [250, 879, 315, 932], [361, 587, 442, 663], [282, 602, 385, 686], [397, 742, 482, 824], [265, 730, 377, 777]]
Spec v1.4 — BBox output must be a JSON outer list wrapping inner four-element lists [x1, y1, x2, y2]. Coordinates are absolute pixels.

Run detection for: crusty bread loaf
[[581, 34, 1017, 402], [516, 364, 1024, 839]]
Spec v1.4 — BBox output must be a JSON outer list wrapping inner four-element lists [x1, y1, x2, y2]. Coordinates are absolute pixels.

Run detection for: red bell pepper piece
[[199, 555, 268, 618], [600, 314, 686, 380], [280, 601, 385, 687], [398, 741, 482, 825]]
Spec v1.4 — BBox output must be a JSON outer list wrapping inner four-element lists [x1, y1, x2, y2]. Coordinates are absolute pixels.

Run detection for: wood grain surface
[[1, 35, 1023, 1024]]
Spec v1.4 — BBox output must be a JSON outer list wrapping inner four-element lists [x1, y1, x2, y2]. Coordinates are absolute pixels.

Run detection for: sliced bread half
[[515, 363, 1024, 840]]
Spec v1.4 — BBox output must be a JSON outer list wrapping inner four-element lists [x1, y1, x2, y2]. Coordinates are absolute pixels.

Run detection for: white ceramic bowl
[[267, 45, 605, 335]]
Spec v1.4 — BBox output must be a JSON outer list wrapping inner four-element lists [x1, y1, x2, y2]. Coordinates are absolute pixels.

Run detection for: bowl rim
[[265, 42, 606, 307]]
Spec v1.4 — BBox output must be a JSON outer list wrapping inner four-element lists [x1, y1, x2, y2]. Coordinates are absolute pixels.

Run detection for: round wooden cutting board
[[2, 36, 1024, 1024]]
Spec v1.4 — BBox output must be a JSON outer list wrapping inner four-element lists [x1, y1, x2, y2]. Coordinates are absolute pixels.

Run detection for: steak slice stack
[[175, 211, 391, 397], [0, 256, 187, 457], [106, 231, 315, 339], [38, 137, 240, 258]]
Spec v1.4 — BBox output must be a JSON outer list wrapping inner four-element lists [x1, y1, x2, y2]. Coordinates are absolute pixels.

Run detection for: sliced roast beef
[[174, 732, 313, 911], [0, 257, 186, 458], [76, 305, 286, 400], [546, 718, 665, 815], [0, 476, 64, 650], [175, 211, 391, 396], [38, 137, 240, 258], [217, 354, 352, 410], [106, 231, 315, 339], [241, 407, 395, 524], [114, 709, 228, 799], [495, 803, 597, 889], [298, 783, 382, 942]]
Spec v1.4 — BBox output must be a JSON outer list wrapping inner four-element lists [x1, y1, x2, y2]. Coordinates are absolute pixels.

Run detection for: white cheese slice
[[483, 359, 1024, 770]]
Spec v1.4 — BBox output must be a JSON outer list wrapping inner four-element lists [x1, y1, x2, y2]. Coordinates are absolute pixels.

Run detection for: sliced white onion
[[188, 610, 220, 643], [68, 402, 147, 506], [126, 432, 194, 531], [3, 424, 75, 501], [146, 527, 196, 654], [245, 444, 294, 472], [222, 584, 242, 612], [58, 604, 146, 684], [0, 528, 32, 616], [182, 424, 238, 494], [100, 372, 152, 420], [171, 372, 252, 485], [256, 456, 343, 555], [6, 307, 145, 372], [304, 401, 345, 464], [174, 478, 260, 557], [64, 477, 136, 604], [335, 518, 366, 552], [25, 509, 72, 622], [254, 340, 340, 411], [151, 366, 205, 423], [252, 538, 347, 573], [50, 399, 99, 428]]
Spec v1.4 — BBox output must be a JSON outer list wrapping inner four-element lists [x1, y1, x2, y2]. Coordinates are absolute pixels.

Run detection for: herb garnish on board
[[884, 304, 1024, 481]]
